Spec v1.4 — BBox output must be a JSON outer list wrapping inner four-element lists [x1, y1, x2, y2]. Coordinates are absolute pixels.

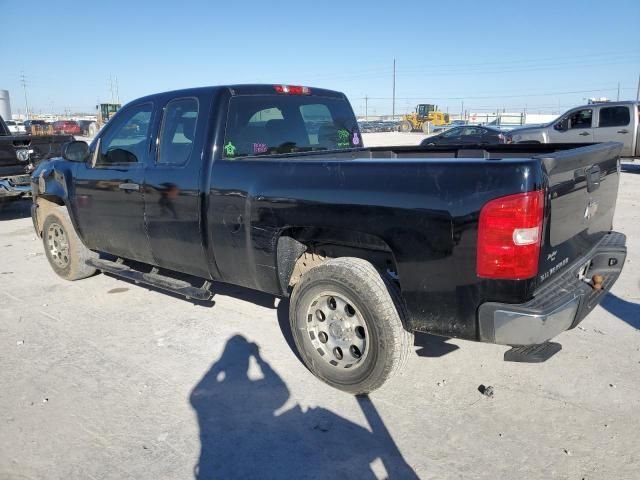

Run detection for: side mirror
[[554, 119, 568, 131], [62, 140, 90, 162]]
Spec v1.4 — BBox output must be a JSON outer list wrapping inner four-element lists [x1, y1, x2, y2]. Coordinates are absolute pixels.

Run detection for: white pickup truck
[[5, 120, 26, 135], [511, 101, 639, 159]]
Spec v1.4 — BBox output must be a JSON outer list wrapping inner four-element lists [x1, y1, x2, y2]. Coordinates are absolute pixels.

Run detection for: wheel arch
[[276, 226, 400, 295], [34, 196, 66, 236]]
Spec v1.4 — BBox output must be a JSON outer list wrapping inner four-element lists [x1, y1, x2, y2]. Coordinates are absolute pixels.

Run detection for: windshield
[[223, 94, 360, 159]]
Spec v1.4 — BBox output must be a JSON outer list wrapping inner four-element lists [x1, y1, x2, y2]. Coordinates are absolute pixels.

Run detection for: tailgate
[[537, 142, 622, 284]]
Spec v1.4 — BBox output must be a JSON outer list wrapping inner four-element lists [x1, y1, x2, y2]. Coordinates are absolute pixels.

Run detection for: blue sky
[[1, 0, 639, 116]]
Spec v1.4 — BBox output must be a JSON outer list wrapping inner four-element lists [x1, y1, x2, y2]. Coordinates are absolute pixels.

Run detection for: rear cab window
[[222, 90, 360, 159], [597, 106, 630, 127]]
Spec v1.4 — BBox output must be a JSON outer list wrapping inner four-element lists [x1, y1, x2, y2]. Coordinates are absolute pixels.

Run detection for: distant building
[[0, 90, 11, 121]]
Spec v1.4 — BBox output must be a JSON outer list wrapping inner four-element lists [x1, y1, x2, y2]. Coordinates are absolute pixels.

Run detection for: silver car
[[510, 101, 639, 159]]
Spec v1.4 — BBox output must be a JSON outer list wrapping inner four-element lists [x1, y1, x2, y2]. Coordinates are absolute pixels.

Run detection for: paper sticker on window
[[351, 132, 360, 146], [253, 143, 268, 154]]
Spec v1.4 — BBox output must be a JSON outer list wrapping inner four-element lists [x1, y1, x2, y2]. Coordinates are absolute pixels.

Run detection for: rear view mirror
[[63, 141, 90, 162]]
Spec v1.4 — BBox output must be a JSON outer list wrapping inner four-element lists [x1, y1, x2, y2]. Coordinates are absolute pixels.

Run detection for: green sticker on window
[[224, 141, 237, 157], [337, 129, 350, 148]]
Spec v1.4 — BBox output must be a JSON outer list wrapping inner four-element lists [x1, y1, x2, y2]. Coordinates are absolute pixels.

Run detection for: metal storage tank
[[0, 90, 11, 121]]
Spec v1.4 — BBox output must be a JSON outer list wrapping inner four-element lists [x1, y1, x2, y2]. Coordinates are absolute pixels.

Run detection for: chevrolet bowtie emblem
[[584, 198, 598, 221], [16, 148, 30, 162]]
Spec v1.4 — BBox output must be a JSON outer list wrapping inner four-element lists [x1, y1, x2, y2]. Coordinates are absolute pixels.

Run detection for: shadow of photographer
[[190, 334, 418, 479]]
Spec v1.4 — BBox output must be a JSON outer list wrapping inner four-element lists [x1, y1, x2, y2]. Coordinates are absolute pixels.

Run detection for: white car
[[5, 120, 26, 135]]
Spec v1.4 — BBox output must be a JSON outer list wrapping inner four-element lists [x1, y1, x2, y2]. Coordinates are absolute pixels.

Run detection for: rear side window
[[598, 106, 630, 128], [222, 94, 359, 159], [441, 127, 462, 138], [157, 97, 199, 166]]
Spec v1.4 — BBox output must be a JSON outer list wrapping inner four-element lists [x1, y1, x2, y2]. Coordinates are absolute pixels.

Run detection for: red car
[[52, 120, 82, 135]]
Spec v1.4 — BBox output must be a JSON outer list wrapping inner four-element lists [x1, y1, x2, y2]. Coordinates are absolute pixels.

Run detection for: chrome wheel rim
[[47, 222, 70, 269], [305, 292, 369, 369]]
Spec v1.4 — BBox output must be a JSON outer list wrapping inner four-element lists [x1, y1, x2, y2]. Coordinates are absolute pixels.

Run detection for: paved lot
[[1, 145, 639, 479]]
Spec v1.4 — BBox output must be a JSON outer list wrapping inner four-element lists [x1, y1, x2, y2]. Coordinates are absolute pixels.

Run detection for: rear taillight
[[477, 190, 544, 280], [274, 85, 311, 95]]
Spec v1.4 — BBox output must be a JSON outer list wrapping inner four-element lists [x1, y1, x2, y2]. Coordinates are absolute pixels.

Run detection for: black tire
[[399, 121, 413, 133], [289, 257, 413, 394], [42, 207, 98, 281]]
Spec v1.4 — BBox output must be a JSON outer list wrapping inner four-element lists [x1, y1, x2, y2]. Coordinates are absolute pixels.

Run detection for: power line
[[298, 50, 640, 82], [356, 86, 634, 101]]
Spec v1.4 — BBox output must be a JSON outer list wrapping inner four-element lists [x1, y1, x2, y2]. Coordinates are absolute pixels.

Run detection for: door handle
[[616, 129, 629, 134], [579, 132, 590, 136], [118, 183, 140, 192]]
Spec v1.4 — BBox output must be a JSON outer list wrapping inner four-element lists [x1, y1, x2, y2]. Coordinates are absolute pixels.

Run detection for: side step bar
[[87, 258, 213, 301], [504, 342, 562, 363]]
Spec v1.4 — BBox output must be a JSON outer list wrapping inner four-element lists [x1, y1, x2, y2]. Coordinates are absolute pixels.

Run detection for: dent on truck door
[[72, 103, 154, 263]]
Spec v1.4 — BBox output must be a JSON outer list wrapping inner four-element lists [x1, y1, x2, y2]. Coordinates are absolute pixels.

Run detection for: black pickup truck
[[30, 85, 626, 394], [0, 115, 72, 203]]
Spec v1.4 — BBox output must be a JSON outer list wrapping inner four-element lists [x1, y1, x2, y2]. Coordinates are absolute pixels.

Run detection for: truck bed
[[204, 141, 622, 339]]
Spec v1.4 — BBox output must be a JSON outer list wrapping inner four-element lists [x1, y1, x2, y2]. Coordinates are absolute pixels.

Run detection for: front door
[[549, 108, 593, 143], [71, 102, 155, 263], [594, 105, 633, 157]]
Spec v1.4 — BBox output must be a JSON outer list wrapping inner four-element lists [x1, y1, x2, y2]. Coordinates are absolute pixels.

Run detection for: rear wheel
[[42, 207, 97, 281], [289, 257, 412, 394], [399, 121, 413, 133]]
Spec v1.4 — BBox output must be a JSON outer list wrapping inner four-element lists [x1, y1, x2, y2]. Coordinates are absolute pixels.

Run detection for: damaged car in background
[[0, 115, 73, 203]]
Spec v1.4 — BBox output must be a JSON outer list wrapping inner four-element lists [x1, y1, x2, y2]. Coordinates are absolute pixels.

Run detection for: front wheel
[[42, 207, 98, 281], [399, 121, 413, 133], [289, 257, 413, 394]]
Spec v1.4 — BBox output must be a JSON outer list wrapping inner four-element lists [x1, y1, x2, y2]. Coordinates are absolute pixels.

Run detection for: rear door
[[594, 105, 633, 157], [143, 95, 211, 279], [71, 102, 154, 263], [459, 127, 486, 144]]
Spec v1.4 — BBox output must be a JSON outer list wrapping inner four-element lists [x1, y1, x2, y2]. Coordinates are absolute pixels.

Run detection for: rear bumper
[[478, 232, 627, 346]]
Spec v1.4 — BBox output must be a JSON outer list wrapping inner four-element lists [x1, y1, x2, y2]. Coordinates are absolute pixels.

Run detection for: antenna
[[392, 59, 396, 120]]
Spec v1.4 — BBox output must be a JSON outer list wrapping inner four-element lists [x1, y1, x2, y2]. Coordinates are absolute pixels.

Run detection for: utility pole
[[364, 95, 368, 121], [617, 82, 620, 101], [115, 76, 120, 104], [392, 58, 396, 121], [461, 100, 464, 121], [20, 71, 29, 120], [636, 73, 640, 102]]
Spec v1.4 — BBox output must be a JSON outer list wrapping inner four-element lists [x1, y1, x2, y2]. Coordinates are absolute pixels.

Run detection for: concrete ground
[[0, 138, 638, 479]]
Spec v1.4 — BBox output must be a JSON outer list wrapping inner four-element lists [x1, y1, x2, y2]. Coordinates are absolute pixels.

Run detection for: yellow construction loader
[[399, 104, 450, 133]]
